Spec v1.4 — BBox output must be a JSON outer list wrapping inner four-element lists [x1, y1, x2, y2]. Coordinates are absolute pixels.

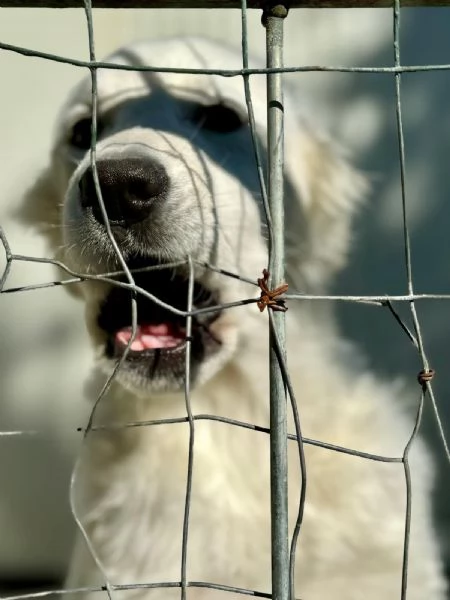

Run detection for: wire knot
[[417, 368, 435, 387], [257, 268, 288, 313]]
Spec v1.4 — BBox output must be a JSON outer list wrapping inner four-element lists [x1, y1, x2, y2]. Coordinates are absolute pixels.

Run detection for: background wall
[[0, 5, 449, 587]]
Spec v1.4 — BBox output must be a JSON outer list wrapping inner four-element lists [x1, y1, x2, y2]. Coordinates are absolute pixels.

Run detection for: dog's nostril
[[78, 157, 169, 225], [129, 177, 161, 202]]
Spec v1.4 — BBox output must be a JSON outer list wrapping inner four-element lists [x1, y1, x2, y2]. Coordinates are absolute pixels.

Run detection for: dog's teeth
[[141, 334, 180, 349], [116, 329, 145, 351], [116, 328, 134, 346], [130, 339, 145, 352]]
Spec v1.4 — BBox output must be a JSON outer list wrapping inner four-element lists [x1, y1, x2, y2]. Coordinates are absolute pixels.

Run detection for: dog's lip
[[114, 337, 188, 364]]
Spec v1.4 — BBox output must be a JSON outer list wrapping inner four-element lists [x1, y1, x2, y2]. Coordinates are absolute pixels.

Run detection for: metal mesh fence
[[0, 2, 450, 600]]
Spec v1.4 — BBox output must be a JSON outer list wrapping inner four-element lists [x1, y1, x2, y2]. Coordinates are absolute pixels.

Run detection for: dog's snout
[[79, 157, 169, 225]]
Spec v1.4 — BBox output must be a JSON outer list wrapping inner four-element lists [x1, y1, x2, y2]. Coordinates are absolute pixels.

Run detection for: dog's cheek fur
[[20, 164, 64, 249], [19, 159, 87, 299], [285, 128, 368, 292]]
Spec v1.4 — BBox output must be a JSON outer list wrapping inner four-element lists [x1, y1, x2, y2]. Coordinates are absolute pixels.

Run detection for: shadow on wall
[[330, 7, 450, 562]]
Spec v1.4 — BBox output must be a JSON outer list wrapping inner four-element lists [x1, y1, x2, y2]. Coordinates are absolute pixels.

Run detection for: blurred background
[[0, 4, 449, 592]]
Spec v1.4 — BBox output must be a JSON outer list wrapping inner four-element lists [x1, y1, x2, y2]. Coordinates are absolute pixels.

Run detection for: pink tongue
[[116, 324, 185, 351]]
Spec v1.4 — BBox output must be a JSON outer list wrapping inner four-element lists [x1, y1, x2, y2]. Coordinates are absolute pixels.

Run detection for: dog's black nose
[[79, 157, 169, 225]]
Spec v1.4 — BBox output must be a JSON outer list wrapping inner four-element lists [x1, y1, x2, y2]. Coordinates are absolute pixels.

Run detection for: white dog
[[22, 37, 446, 600]]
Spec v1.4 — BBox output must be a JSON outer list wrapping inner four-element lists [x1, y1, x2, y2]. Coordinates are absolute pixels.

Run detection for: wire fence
[[0, 2, 450, 600]]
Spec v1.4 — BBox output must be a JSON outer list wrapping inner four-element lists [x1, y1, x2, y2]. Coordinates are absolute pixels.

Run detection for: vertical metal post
[[263, 4, 289, 600]]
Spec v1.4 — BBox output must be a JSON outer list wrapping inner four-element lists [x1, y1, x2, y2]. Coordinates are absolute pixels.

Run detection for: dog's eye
[[193, 104, 244, 133], [69, 118, 104, 150]]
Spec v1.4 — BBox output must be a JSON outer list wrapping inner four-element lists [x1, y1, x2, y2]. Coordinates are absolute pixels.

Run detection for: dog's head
[[21, 37, 365, 395]]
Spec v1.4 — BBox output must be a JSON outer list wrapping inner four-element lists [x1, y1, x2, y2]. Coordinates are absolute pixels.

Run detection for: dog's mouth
[[97, 259, 221, 388]]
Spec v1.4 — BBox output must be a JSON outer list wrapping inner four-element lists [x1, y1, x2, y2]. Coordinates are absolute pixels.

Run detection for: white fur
[[22, 37, 446, 600]]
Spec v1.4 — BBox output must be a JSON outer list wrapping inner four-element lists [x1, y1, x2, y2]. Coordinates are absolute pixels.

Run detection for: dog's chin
[[91, 261, 226, 395]]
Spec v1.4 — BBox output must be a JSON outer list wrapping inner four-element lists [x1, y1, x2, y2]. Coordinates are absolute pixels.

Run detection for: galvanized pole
[[263, 4, 290, 600]]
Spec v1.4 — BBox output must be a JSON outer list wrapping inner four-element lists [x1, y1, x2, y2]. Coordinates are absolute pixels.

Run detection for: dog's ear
[[285, 127, 367, 292]]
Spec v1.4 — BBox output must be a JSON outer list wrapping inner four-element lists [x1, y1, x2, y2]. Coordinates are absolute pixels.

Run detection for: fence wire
[[0, 3, 450, 600]]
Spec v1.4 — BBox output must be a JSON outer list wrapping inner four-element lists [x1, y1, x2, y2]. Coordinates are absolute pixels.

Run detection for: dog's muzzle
[[74, 154, 225, 390], [78, 156, 169, 227], [97, 262, 222, 389]]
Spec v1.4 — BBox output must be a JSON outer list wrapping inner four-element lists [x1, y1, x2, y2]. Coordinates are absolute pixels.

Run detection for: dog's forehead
[[73, 37, 262, 113]]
